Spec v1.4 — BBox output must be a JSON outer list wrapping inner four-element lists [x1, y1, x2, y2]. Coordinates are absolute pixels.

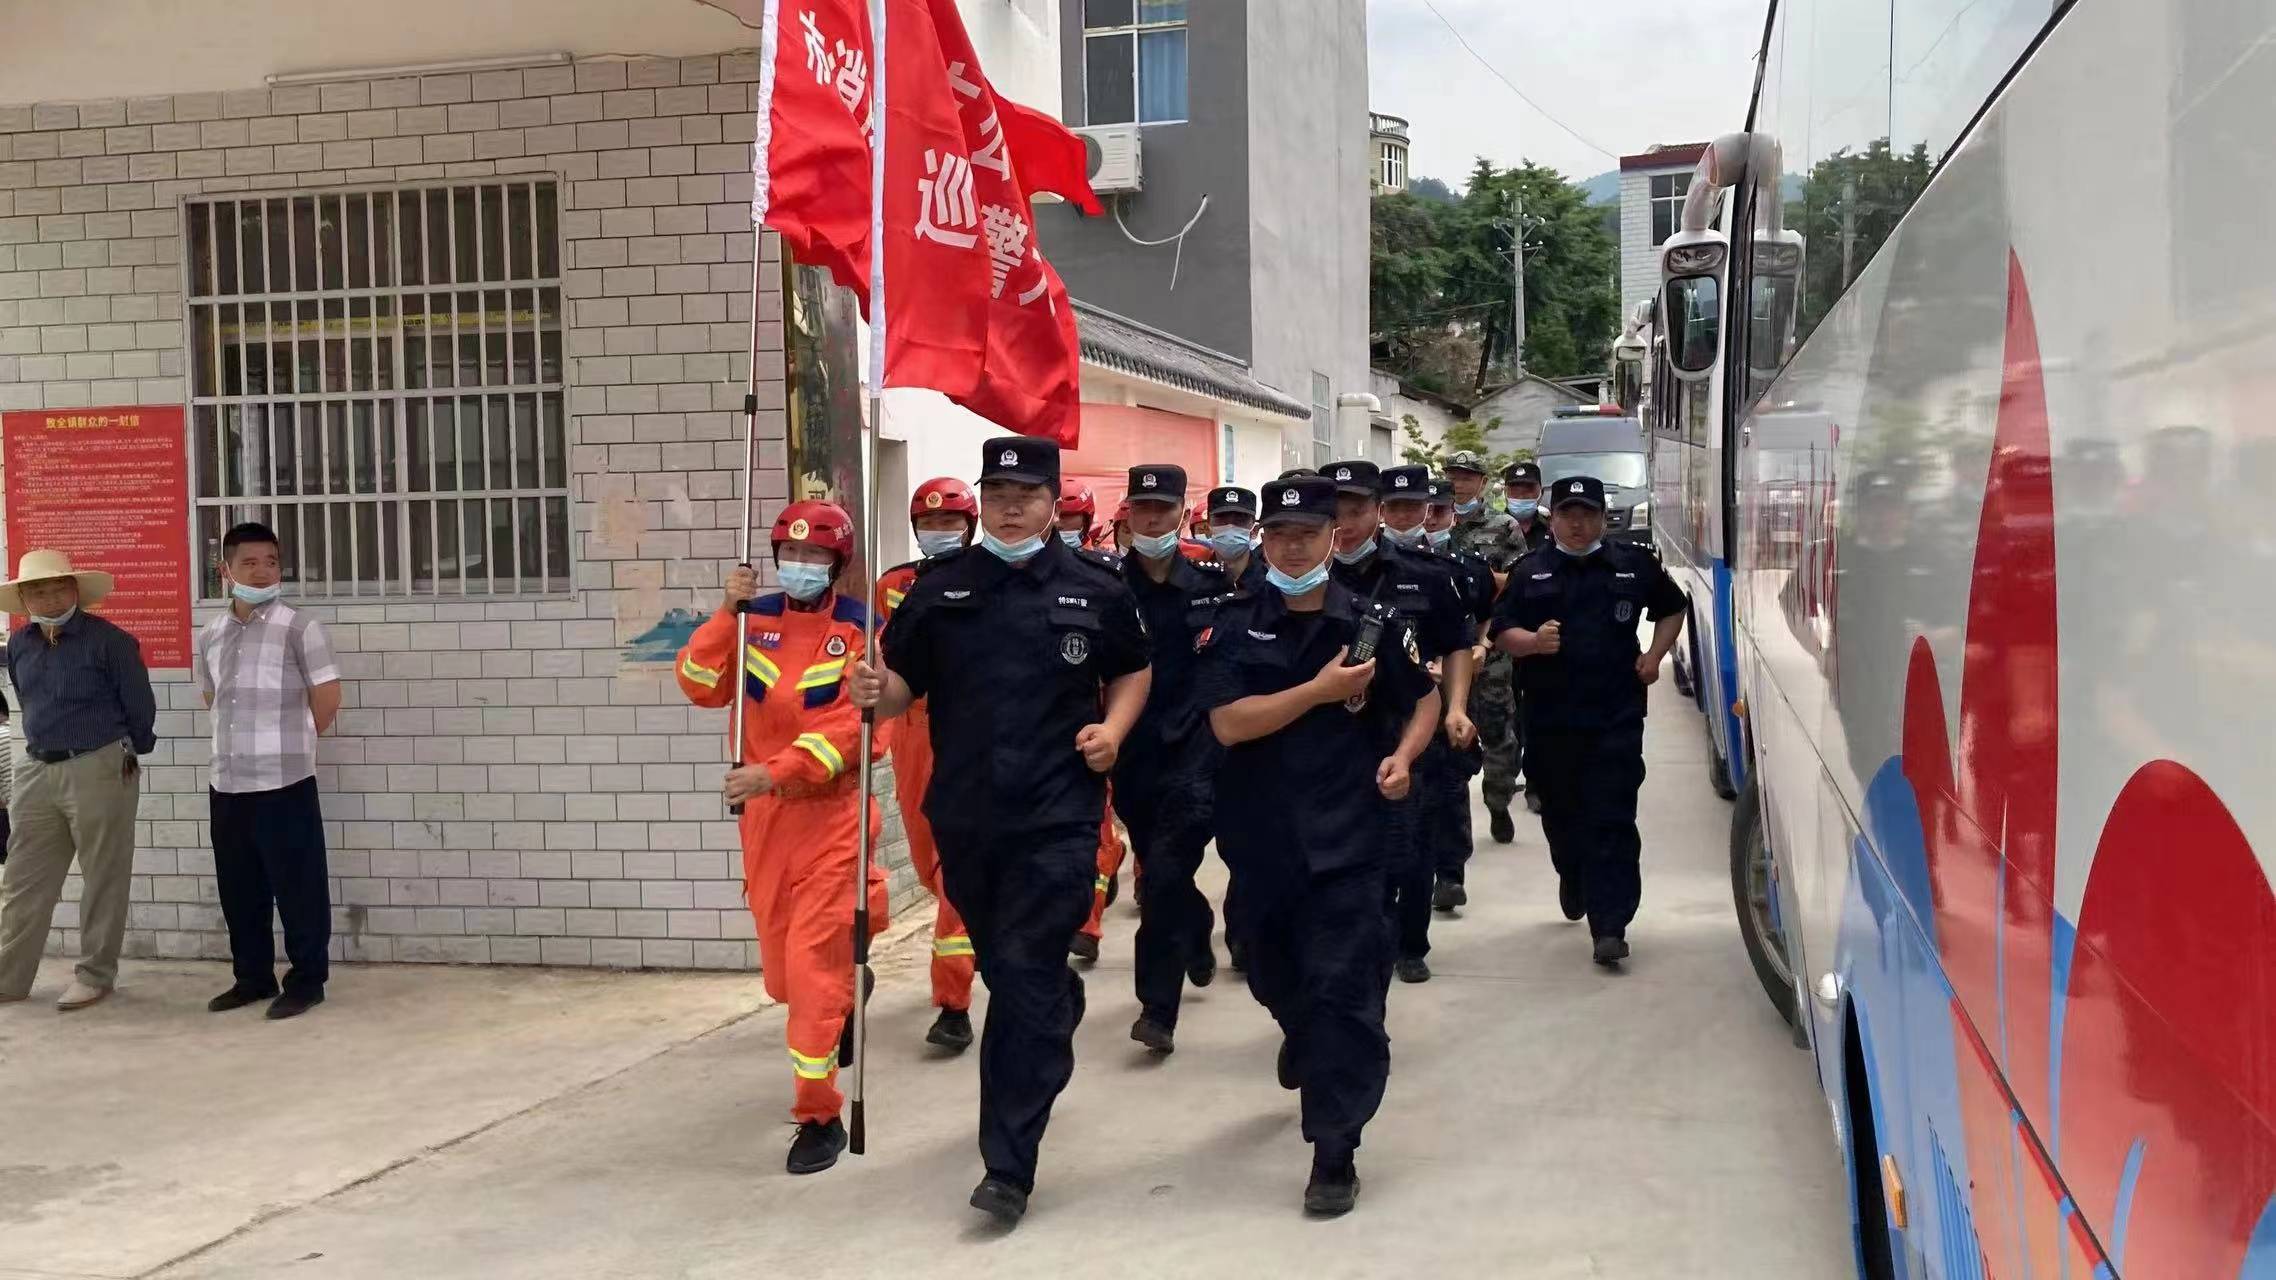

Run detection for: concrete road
[[0, 681, 1855, 1279]]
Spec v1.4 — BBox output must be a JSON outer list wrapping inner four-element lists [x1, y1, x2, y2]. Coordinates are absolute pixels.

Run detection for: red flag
[[924, 0, 1084, 445], [999, 96, 1104, 216], [876, 0, 991, 400], [750, 0, 874, 296]]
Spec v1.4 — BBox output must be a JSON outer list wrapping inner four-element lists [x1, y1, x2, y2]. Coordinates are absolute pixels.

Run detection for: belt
[[27, 745, 107, 765]]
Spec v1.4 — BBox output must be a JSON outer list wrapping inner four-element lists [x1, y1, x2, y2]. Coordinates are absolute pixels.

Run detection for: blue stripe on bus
[[1710, 558, 1747, 792], [2110, 1136, 2147, 1272], [2049, 912, 2078, 1162]]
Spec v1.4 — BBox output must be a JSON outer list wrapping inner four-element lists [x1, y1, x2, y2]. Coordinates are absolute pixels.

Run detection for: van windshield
[[1539, 451, 1648, 489]]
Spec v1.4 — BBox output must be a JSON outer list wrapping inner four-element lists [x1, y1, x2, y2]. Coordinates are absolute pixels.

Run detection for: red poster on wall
[[2, 406, 193, 668]]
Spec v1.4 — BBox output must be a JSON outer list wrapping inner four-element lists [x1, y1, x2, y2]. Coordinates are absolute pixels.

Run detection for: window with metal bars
[[184, 180, 570, 601]]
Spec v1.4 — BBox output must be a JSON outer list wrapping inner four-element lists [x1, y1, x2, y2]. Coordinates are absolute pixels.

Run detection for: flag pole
[[731, 0, 786, 820], [848, 0, 889, 1159]]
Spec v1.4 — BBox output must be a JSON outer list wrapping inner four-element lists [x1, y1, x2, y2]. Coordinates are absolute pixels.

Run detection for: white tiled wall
[[0, 54, 920, 969]]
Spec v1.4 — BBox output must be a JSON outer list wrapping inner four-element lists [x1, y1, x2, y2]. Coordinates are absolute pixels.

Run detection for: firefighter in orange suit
[[675, 499, 887, 1178], [876, 477, 980, 1053]]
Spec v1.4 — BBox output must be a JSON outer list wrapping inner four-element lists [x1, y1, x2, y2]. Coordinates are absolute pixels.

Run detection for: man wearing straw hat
[[0, 549, 157, 1011]]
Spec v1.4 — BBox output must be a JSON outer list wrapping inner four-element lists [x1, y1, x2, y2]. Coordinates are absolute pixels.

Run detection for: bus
[[1652, 2, 2276, 1277]]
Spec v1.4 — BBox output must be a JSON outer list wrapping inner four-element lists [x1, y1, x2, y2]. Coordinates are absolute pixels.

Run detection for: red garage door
[[1063, 403, 1215, 515]]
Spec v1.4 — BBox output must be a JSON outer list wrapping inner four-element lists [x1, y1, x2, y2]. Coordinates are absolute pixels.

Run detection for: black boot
[[1187, 942, 1217, 989], [207, 983, 278, 1013], [1488, 805, 1516, 843], [970, 1175, 1030, 1225], [1303, 1154, 1361, 1217], [1431, 876, 1467, 911], [926, 1007, 974, 1052], [1130, 1014, 1175, 1054], [1394, 955, 1431, 984], [1069, 933, 1099, 963], [1592, 934, 1631, 966], [1558, 876, 1586, 922], [786, 1117, 847, 1175]]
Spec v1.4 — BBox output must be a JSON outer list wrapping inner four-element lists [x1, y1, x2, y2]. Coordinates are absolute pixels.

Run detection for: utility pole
[[1510, 192, 1526, 375]]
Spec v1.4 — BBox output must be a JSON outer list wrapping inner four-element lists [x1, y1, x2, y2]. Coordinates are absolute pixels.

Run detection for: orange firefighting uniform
[[1080, 795, 1129, 942], [676, 590, 887, 1125], [875, 563, 976, 1011]]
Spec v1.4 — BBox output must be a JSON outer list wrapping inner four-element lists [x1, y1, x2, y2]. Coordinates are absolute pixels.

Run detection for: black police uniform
[[879, 436, 1152, 1197], [1426, 480, 1497, 897], [1489, 476, 1686, 948], [1114, 465, 1232, 1039], [1197, 475, 1434, 1186], [1504, 461, 1554, 556], [1203, 485, 1271, 594], [1324, 461, 1468, 971]]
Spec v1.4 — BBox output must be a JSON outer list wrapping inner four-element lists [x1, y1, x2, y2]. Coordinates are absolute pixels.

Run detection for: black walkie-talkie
[[1346, 578, 1387, 665]]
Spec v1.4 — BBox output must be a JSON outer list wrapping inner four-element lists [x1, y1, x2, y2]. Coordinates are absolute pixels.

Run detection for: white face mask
[[27, 606, 76, 627]]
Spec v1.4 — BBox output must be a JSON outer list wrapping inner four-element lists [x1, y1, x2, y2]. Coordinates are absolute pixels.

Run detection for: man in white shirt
[[192, 523, 342, 1020]]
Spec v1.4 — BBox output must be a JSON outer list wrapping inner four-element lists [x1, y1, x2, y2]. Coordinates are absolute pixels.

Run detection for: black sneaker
[[1488, 805, 1515, 844], [1227, 938, 1249, 973], [926, 1007, 974, 1052], [1068, 934, 1099, 963], [786, 1117, 847, 1175], [1431, 877, 1466, 912], [1592, 935, 1631, 966], [969, 1175, 1029, 1225], [1303, 1156, 1361, 1217], [1277, 1038, 1302, 1091], [1559, 877, 1586, 922], [207, 984, 278, 1013], [264, 991, 323, 1020], [1394, 955, 1431, 984], [1130, 1015, 1175, 1054], [1186, 945, 1217, 989]]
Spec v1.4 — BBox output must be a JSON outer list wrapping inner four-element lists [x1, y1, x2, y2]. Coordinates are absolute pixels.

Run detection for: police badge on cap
[[1324, 460, 1382, 496], [1381, 464, 1428, 496], [1209, 485, 1259, 518], [1551, 475, 1607, 511], [979, 435, 1061, 489], [1260, 475, 1337, 525], [1127, 463, 1187, 504], [1503, 460, 1542, 486]]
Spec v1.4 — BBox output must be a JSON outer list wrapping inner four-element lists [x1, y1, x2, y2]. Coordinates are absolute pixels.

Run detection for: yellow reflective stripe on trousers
[[795, 659, 847, 690], [679, 654, 721, 687], [1094, 874, 1110, 894], [745, 648, 782, 686], [788, 1046, 835, 1080], [794, 732, 846, 778], [934, 934, 974, 958]]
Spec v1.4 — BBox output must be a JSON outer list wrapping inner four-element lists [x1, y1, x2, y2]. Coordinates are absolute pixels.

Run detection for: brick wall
[[0, 54, 921, 970]]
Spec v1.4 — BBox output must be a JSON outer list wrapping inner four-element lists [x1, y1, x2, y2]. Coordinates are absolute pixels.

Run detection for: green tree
[[1396, 415, 1531, 502], [1369, 192, 1450, 377], [1786, 139, 1932, 341]]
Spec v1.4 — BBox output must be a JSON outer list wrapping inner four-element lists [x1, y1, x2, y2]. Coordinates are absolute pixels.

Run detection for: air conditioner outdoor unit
[[1078, 124, 1144, 194]]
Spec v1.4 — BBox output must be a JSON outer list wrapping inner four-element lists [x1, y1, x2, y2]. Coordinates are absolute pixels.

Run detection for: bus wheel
[[1708, 749, 1739, 801], [1730, 781, 1797, 1026], [1844, 1017, 1901, 1280]]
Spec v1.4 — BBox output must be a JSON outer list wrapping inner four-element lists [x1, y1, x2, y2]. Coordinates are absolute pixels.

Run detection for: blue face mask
[[1557, 539, 1604, 558], [230, 582, 282, 607], [1509, 499, 1539, 522], [915, 529, 965, 558], [1131, 530, 1181, 560], [1455, 498, 1482, 516], [1331, 534, 1377, 566], [986, 531, 1049, 563], [1207, 528, 1252, 559], [1382, 523, 1427, 549], [1427, 528, 1452, 550], [777, 561, 833, 602], [1056, 529, 1084, 548], [1267, 557, 1332, 597]]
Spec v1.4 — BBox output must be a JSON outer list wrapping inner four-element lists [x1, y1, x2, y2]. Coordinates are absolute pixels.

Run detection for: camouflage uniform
[[1445, 452, 1527, 814]]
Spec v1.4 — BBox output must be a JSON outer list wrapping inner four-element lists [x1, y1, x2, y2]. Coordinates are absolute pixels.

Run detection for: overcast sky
[[1367, 0, 1767, 189]]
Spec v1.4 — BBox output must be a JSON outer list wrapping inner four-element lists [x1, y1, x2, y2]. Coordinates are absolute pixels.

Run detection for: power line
[[1414, 0, 1622, 162]]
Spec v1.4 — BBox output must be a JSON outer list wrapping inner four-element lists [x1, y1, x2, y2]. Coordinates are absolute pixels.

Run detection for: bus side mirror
[[1665, 274, 1722, 381]]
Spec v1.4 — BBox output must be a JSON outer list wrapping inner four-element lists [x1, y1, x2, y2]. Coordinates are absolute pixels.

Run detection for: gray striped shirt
[[192, 600, 340, 794]]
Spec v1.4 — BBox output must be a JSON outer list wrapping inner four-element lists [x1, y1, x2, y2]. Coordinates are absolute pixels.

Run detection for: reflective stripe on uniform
[[788, 1045, 835, 1080], [679, 654, 721, 688], [1094, 874, 1110, 894], [746, 647, 782, 687], [794, 732, 846, 778], [884, 587, 907, 610], [934, 934, 974, 958], [795, 659, 847, 690]]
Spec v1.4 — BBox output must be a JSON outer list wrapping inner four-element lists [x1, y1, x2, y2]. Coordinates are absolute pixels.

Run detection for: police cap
[[1208, 485, 1259, 518], [1323, 459, 1381, 497], [1503, 460, 1542, 486], [1444, 450, 1489, 476], [1549, 474, 1607, 512], [1381, 464, 1430, 500], [1426, 478, 1453, 506], [1127, 463, 1187, 505], [980, 435, 1060, 490], [1260, 475, 1337, 527]]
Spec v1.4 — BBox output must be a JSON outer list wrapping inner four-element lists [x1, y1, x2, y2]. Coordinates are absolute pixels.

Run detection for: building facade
[[1043, 0, 1370, 477], [1369, 112, 1409, 196], [1617, 142, 1707, 319]]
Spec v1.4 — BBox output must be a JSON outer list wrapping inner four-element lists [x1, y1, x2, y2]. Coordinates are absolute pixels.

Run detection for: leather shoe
[[56, 981, 110, 1011], [1394, 955, 1431, 984], [1432, 877, 1467, 911], [208, 985, 279, 1013], [1304, 1157, 1361, 1217], [1592, 935, 1631, 966], [266, 991, 324, 1020], [1488, 805, 1515, 844], [970, 1175, 1029, 1225], [1186, 946, 1217, 989], [1068, 934, 1099, 963], [1130, 1015, 1174, 1055]]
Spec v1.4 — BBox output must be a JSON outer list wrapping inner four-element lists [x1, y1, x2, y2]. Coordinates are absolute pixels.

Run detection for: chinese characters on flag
[[750, 0, 1099, 446]]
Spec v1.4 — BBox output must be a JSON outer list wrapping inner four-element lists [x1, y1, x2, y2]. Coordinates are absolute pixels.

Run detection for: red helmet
[[910, 476, 977, 521], [1057, 485, 1096, 521], [1112, 498, 1131, 525], [772, 499, 855, 562]]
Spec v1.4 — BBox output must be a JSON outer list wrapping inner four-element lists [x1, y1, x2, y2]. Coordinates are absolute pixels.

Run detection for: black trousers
[[936, 821, 1095, 1194], [1430, 738, 1483, 885], [1382, 743, 1448, 960], [1231, 859, 1392, 1162], [1115, 744, 1217, 1028], [1523, 723, 1648, 938], [210, 777, 332, 997]]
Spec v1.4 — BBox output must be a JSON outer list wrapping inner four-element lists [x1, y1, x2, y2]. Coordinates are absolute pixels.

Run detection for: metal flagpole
[[732, 0, 786, 821], [848, 0, 889, 1158]]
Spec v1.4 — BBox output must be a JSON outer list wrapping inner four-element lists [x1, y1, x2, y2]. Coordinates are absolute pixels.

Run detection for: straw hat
[[0, 549, 115, 616]]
